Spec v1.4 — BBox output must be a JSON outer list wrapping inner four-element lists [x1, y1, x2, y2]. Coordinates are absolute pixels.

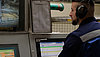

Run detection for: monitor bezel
[[18, 0, 25, 31]]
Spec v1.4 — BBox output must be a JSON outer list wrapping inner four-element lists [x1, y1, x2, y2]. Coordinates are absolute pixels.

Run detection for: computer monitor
[[0, 0, 25, 31], [0, 44, 20, 57], [36, 38, 65, 57]]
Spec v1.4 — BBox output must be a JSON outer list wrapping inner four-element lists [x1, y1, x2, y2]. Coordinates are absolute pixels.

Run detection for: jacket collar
[[79, 17, 96, 27]]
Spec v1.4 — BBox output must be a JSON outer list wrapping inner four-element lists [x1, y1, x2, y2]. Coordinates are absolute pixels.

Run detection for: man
[[58, 0, 100, 57]]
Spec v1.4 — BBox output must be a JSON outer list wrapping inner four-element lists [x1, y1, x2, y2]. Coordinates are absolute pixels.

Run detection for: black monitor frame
[[18, 0, 25, 31]]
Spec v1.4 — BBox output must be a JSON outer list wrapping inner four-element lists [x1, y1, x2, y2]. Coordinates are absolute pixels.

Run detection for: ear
[[76, 5, 88, 19]]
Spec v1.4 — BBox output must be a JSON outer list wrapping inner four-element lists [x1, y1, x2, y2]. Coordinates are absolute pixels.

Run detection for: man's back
[[76, 31, 100, 57], [58, 17, 100, 57]]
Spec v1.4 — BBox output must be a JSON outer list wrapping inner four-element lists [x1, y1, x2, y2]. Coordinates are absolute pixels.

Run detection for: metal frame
[[0, 34, 31, 57]]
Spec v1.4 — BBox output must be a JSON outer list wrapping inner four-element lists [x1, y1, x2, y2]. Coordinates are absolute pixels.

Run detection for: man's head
[[69, 0, 94, 25]]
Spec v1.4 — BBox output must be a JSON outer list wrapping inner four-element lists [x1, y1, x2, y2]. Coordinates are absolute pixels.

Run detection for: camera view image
[[0, 0, 19, 30], [0, 48, 15, 57], [40, 42, 64, 57]]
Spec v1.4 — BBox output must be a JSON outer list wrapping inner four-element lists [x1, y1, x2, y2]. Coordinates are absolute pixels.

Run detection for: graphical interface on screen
[[0, 48, 15, 57], [0, 44, 20, 57], [40, 41, 64, 57]]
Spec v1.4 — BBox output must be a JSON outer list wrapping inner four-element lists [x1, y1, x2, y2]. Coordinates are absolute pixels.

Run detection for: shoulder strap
[[80, 29, 100, 42]]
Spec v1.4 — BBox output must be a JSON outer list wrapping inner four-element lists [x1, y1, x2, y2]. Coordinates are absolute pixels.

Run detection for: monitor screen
[[0, 0, 25, 31], [36, 38, 65, 57], [0, 44, 20, 57]]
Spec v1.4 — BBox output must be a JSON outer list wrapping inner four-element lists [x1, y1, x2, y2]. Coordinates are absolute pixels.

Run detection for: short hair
[[72, 0, 95, 17], [72, 0, 94, 6]]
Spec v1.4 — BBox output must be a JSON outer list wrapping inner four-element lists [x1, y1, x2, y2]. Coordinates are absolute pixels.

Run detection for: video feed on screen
[[0, 0, 19, 30], [40, 42, 64, 57]]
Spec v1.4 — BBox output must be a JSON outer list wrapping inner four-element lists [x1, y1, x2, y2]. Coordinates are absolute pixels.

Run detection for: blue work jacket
[[58, 17, 100, 57]]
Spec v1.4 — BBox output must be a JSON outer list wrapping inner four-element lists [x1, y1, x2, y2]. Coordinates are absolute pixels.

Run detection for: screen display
[[0, 44, 20, 57], [0, 0, 25, 31], [0, 48, 15, 57], [40, 41, 64, 57]]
